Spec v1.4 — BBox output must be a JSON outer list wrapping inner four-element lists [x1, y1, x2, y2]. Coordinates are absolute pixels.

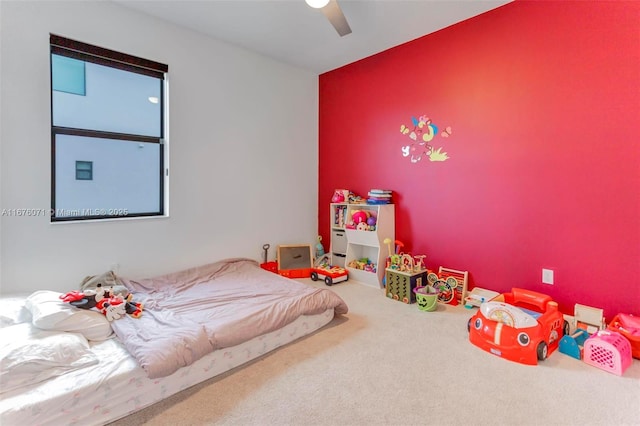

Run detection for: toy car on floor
[[467, 288, 569, 365], [310, 265, 348, 286]]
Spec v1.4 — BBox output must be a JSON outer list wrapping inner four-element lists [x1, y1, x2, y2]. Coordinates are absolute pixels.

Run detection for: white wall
[[0, 1, 319, 294]]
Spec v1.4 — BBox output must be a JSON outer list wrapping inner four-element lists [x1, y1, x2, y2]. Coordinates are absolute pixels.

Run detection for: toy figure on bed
[[59, 284, 143, 320]]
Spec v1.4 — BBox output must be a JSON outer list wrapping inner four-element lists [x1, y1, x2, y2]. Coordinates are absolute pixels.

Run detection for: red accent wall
[[318, 0, 640, 319]]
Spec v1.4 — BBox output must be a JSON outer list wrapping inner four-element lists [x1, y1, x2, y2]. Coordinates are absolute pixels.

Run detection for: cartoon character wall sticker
[[400, 114, 452, 163]]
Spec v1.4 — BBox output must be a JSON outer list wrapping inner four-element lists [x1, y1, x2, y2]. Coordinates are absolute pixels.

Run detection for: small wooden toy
[[427, 268, 464, 304]]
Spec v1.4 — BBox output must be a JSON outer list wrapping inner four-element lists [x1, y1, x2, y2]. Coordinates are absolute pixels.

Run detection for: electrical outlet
[[542, 268, 554, 285]]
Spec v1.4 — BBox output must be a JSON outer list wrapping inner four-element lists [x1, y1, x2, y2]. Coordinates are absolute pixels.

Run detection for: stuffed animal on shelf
[[331, 189, 346, 203], [315, 235, 325, 258]]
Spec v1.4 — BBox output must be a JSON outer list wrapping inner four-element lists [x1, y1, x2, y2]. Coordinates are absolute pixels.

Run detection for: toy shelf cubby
[[329, 203, 348, 267], [344, 204, 395, 289]]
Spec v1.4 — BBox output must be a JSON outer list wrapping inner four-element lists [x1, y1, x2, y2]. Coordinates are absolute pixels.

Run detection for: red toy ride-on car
[[467, 288, 569, 365]]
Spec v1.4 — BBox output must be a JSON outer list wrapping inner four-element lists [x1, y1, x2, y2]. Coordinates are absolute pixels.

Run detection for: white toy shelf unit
[[344, 204, 395, 288]]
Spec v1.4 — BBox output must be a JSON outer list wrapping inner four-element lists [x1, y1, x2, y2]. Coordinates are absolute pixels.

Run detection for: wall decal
[[400, 115, 452, 163]]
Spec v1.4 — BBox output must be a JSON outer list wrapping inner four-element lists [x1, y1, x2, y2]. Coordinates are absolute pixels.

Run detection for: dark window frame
[[50, 34, 168, 222]]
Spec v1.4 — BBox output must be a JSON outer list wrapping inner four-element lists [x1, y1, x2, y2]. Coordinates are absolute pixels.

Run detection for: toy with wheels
[[467, 288, 569, 365], [310, 265, 348, 286]]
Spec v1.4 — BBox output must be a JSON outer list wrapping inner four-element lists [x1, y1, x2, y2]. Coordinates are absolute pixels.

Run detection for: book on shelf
[[367, 189, 393, 204]]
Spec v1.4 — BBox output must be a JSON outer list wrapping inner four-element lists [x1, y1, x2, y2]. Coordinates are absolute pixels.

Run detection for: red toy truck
[[310, 265, 348, 286]]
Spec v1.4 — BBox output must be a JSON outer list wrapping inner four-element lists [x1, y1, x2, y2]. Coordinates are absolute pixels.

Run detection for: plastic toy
[[583, 330, 632, 376], [559, 329, 590, 360], [347, 257, 376, 272], [331, 189, 346, 203], [260, 243, 278, 273], [351, 210, 368, 225], [310, 265, 348, 286], [464, 287, 499, 309], [315, 236, 325, 258], [467, 288, 569, 365], [559, 303, 605, 360], [383, 238, 393, 257], [414, 286, 439, 311], [607, 313, 640, 359], [366, 216, 377, 229]]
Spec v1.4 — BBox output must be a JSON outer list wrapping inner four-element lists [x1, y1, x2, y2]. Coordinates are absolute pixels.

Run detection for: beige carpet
[[111, 279, 640, 426]]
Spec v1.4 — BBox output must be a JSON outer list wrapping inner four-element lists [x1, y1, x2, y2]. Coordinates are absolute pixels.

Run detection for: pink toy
[[332, 189, 346, 203], [583, 330, 632, 376], [351, 210, 368, 225]]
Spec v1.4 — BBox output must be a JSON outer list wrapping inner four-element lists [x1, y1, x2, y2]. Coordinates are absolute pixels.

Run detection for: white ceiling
[[114, 0, 512, 74]]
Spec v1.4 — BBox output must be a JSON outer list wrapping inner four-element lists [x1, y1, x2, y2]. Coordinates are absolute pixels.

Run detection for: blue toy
[[315, 236, 325, 258]]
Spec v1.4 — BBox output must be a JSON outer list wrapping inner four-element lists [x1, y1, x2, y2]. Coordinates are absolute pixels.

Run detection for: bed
[[0, 258, 348, 425]]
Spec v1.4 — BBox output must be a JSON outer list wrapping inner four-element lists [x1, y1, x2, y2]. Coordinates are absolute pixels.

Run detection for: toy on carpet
[[311, 264, 348, 286], [413, 286, 439, 312], [559, 303, 605, 360], [427, 267, 468, 305], [607, 313, 640, 359], [60, 284, 143, 320], [583, 330, 632, 376], [464, 287, 499, 309], [383, 242, 429, 304], [467, 288, 568, 365]]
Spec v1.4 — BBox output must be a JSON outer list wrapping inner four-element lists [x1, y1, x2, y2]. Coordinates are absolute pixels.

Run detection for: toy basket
[[413, 286, 439, 312], [607, 313, 640, 359], [583, 330, 632, 376]]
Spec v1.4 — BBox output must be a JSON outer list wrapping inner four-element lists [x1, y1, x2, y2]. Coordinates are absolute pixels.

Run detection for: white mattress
[[0, 308, 335, 426]]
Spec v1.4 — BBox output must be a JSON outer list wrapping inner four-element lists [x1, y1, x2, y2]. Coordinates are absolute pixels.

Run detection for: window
[[75, 161, 93, 180], [50, 34, 168, 221]]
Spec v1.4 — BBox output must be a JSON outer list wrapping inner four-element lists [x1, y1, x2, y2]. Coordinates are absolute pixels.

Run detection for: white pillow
[[0, 296, 32, 328], [0, 323, 98, 394], [25, 290, 113, 341]]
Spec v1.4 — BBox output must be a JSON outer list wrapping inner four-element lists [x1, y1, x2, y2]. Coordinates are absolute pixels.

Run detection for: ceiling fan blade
[[321, 0, 352, 37]]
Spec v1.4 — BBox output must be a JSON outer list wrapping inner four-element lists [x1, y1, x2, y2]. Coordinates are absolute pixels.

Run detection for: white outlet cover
[[542, 269, 554, 285]]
